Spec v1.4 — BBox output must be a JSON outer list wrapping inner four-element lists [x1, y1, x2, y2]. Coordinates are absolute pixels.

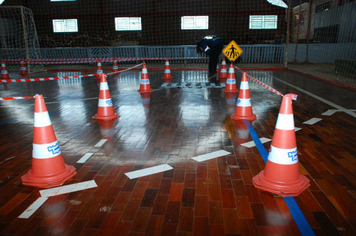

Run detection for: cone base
[[21, 164, 76, 189], [138, 89, 153, 93], [93, 114, 120, 120], [232, 113, 256, 121], [252, 170, 310, 197]]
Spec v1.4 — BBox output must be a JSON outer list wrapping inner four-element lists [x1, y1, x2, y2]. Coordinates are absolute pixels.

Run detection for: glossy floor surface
[[0, 67, 355, 236]]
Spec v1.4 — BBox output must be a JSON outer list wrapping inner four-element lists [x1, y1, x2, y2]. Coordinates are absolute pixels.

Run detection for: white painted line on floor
[[295, 127, 302, 132], [77, 153, 94, 163], [303, 118, 322, 125], [241, 137, 272, 148], [39, 180, 98, 198], [125, 164, 173, 179], [266, 73, 356, 118], [94, 139, 107, 147], [321, 109, 339, 116], [18, 197, 48, 219], [191, 150, 231, 162]]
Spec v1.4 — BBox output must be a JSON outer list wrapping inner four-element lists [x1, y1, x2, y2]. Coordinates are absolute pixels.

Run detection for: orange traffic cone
[[231, 72, 256, 121], [93, 74, 120, 120], [112, 57, 119, 73], [253, 94, 310, 196], [1, 60, 10, 80], [162, 59, 173, 82], [20, 60, 27, 76], [219, 58, 228, 80], [224, 64, 238, 93], [21, 94, 76, 188], [138, 63, 153, 93], [96, 59, 103, 79]]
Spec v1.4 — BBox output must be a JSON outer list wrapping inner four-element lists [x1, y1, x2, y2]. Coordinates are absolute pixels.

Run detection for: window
[[115, 17, 142, 31], [249, 15, 278, 29], [53, 19, 78, 33], [181, 16, 209, 30]]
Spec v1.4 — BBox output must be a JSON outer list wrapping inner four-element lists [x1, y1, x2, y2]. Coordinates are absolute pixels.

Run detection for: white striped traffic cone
[[253, 94, 310, 196], [93, 74, 119, 120], [112, 57, 119, 73], [223, 63, 238, 93], [96, 59, 103, 79], [138, 63, 153, 93], [20, 60, 27, 76], [1, 60, 10, 80], [21, 94, 76, 188], [219, 58, 228, 81], [162, 58, 173, 82], [231, 72, 256, 121]]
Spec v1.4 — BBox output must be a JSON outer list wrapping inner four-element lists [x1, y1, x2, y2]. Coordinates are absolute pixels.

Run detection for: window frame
[[249, 15, 278, 30], [52, 19, 78, 33], [115, 17, 142, 31], [181, 16, 209, 30]]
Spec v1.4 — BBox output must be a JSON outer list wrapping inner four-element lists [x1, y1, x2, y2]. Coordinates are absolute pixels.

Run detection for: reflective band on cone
[[252, 94, 310, 197], [21, 94, 76, 188], [223, 64, 238, 93], [231, 72, 256, 121], [93, 74, 120, 120], [138, 63, 153, 93]]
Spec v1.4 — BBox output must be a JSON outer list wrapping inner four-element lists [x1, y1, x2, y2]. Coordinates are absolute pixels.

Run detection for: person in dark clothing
[[196, 35, 224, 83]]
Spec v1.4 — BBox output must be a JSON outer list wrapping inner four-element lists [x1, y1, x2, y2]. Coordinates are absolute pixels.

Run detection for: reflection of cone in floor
[[112, 57, 119, 73], [225, 92, 237, 109], [140, 92, 151, 109], [20, 60, 27, 76], [96, 59, 103, 79], [21, 94, 76, 188], [96, 119, 116, 139], [1, 60, 10, 80], [163, 59, 173, 82], [253, 94, 310, 197], [232, 72, 256, 121], [93, 74, 120, 120], [138, 63, 153, 93], [224, 64, 238, 93], [234, 120, 249, 143]]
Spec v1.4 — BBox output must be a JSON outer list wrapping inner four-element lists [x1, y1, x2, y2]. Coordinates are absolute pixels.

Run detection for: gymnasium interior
[[0, 0, 355, 235]]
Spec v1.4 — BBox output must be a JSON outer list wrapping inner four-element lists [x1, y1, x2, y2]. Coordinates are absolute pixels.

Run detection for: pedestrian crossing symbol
[[222, 40, 243, 62]]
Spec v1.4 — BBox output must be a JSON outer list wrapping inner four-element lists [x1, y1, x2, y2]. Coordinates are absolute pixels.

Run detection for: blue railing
[[0, 44, 286, 63]]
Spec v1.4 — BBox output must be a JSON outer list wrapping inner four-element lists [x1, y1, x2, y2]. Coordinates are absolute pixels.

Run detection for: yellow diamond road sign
[[222, 40, 243, 62]]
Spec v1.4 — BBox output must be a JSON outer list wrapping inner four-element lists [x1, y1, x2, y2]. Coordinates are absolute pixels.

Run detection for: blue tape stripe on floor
[[243, 119, 315, 236], [243, 120, 268, 163]]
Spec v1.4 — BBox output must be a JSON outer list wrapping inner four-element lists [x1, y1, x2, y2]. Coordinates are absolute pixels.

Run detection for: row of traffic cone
[[226, 62, 309, 196], [1, 60, 27, 79]]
